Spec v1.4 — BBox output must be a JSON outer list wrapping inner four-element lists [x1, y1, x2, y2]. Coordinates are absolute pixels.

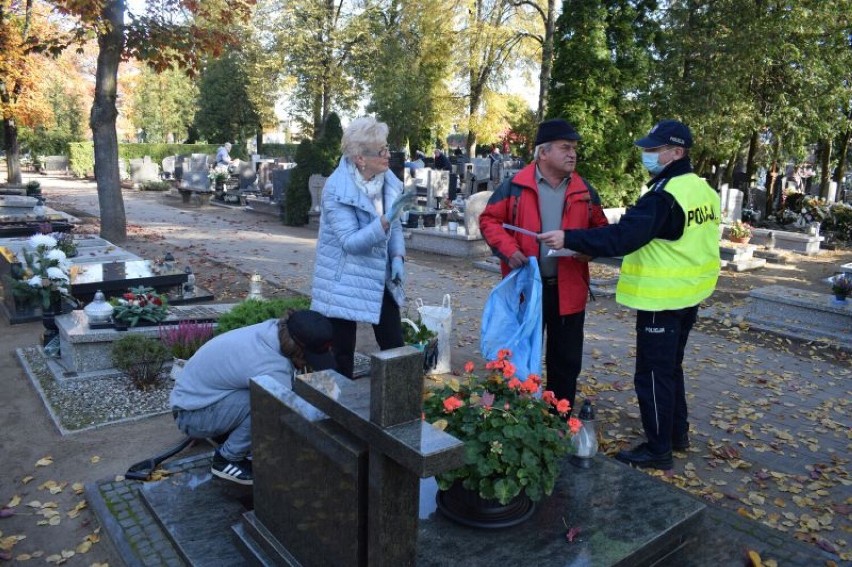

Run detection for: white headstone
[[720, 185, 743, 223], [828, 181, 837, 203], [308, 175, 328, 212], [466, 191, 493, 239]]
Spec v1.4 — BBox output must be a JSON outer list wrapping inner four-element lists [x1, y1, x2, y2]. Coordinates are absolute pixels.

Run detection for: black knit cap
[[535, 119, 582, 146], [287, 310, 336, 371]]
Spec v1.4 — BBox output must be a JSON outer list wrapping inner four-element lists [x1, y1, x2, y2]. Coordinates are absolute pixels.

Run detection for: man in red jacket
[[479, 119, 609, 409]]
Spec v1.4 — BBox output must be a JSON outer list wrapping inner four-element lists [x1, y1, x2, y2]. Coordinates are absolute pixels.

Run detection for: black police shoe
[[672, 434, 690, 452], [615, 443, 673, 470]]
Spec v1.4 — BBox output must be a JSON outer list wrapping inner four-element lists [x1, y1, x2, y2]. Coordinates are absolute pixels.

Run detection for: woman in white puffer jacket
[[310, 117, 406, 378]]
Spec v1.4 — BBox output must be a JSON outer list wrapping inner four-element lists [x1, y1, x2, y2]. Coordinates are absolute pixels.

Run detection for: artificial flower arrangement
[[423, 350, 582, 505], [728, 220, 753, 239], [110, 286, 170, 327], [11, 233, 74, 309]]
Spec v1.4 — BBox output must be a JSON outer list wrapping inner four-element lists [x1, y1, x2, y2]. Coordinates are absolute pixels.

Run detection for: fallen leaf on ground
[[35, 457, 53, 467], [747, 549, 763, 566]]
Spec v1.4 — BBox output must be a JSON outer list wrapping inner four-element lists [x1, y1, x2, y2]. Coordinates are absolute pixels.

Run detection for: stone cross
[[244, 347, 464, 567]]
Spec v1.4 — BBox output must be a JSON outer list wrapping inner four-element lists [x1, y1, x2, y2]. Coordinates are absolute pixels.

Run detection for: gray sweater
[[169, 320, 294, 411]]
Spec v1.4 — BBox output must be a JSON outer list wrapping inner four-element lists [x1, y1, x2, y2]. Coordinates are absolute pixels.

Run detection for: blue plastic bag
[[480, 257, 543, 381]]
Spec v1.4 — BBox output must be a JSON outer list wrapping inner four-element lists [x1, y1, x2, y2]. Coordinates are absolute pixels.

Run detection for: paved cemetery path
[[1, 173, 849, 565]]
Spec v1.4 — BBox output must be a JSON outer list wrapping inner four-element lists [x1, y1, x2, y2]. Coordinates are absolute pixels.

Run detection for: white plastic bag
[[416, 294, 452, 375]]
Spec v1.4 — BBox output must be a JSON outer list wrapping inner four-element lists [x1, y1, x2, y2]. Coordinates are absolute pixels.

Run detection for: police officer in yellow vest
[[538, 120, 720, 470]]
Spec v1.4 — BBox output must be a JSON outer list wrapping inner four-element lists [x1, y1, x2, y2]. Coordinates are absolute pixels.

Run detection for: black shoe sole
[[211, 469, 253, 485], [615, 453, 673, 470]]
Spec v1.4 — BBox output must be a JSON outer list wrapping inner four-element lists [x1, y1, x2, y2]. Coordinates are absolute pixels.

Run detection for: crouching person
[[169, 310, 336, 485]]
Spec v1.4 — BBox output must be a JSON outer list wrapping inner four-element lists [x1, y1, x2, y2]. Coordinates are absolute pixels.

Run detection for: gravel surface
[[18, 346, 171, 433]]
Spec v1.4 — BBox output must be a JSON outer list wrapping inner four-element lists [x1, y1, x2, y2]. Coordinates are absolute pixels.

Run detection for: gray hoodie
[[169, 319, 294, 411]]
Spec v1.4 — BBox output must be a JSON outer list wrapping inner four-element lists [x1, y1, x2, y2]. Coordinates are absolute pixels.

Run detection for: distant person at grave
[[538, 119, 721, 471], [433, 148, 452, 171], [310, 116, 408, 379], [169, 310, 336, 485], [404, 150, 426, 172], [479, 118, 609, 412], [488, 146, 502, 183], [216, 142, 233, 168]]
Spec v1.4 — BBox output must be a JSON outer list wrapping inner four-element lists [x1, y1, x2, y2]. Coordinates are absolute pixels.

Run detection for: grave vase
[[435, 480, 536, 529], [41, 292, 63, 347]]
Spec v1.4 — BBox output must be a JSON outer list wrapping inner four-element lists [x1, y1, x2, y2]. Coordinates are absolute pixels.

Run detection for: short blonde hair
[[341, 117, 389, 159]]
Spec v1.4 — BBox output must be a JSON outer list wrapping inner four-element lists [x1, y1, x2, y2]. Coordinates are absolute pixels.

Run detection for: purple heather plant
[[158, 320, 215, 359]]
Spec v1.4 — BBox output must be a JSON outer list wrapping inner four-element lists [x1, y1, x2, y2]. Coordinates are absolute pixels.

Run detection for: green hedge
[[68, 143, 95, 178], [67, 142, 232, 178], [214, 297, 311, 335], [261, 143, 299, 159]]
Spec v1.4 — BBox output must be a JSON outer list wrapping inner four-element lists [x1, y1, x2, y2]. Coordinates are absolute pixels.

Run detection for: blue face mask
[[641, 152, 665, 175]]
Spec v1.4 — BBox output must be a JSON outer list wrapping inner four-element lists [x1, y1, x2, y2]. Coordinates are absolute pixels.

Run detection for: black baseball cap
[[635, 120, 693, 149], [286, 310, 336, 371]]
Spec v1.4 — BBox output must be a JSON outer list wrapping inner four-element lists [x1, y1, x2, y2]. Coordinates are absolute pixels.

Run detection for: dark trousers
[[542, 281, 585, 410], [634, 306, 698, 454], [330, 288, 404, 379]]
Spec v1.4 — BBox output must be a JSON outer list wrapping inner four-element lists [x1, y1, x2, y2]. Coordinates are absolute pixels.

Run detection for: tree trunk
[[745, 130, 758, 196], [2, 117, 22, 184], [90, 0, 127, 243], [255, 126, 263, 155], [834, 126, 850, 198], [536, 0, 556, 122], [466, 130, 478, 160], [818, 137, 832, 200], [722, 152, 737, 186]]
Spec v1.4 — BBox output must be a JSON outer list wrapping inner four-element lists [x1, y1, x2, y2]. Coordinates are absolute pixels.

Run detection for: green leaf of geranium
[[492, 478, 519, 505]]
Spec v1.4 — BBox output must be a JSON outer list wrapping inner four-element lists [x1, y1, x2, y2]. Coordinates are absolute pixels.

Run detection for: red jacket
[[479, 163, 609, 316]]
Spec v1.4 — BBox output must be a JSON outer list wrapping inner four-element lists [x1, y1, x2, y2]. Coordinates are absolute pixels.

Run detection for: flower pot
[[729, 236, 750, 244], [832, 294, 848, 305], [41, 293, 63, 347], [436, 481, 536, 529]]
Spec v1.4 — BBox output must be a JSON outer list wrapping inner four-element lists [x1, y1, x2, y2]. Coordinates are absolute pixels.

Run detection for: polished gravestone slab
[[136, 451, 704, 567], [417, 456, 703, 567], [70, 259, 187, 303], [97, 348, 706, 567], [0, 236, 144, 324], [0, 201, 77, 236], [139, 464, 252, 566], [239, 349, 466, 567], [732, 284, 852, 351]]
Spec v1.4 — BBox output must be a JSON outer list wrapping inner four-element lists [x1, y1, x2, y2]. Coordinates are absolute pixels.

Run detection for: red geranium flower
[[442, 396, 463, 413]]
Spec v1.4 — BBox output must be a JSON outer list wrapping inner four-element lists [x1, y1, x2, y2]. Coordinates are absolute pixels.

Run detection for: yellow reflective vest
[[616, 174, 721, 310]]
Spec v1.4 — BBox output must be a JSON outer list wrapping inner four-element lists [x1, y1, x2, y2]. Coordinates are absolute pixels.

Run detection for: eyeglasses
[[362, 146, 390, 158]]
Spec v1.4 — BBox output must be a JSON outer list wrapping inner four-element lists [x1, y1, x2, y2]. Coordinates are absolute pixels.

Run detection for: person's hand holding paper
[[538, 229, 580, 257], [387, 189, 415, 222]]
